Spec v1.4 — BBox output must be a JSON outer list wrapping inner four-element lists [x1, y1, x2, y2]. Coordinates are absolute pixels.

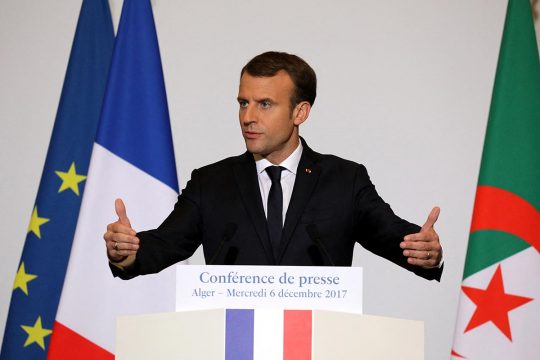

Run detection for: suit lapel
[[278, 141, 321, 263], [233, 153, 275, 264]]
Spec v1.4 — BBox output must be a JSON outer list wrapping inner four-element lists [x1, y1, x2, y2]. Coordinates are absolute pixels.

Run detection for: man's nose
[[241, 105, 256, 125]]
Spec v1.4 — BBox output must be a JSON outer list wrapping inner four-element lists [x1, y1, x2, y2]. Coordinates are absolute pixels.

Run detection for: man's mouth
[[244, 131, 262, 139]]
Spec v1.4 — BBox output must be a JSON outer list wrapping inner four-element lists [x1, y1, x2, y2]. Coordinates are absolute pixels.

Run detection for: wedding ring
[[113, 241, 119, 251]]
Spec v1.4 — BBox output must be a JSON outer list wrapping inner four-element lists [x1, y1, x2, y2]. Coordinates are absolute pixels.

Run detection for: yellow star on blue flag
[[20, 316, 52, 350], [13, 262, 38, 296], [55, 162, 87, 196], [27, 207, 50, 239]]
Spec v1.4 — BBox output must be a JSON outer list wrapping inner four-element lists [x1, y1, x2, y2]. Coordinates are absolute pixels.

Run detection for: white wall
[[1, 0, 523, 358]]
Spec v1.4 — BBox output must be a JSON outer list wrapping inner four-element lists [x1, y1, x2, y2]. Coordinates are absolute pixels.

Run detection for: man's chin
[[244, 144, 267, 160], [244, 140, 262, 154]]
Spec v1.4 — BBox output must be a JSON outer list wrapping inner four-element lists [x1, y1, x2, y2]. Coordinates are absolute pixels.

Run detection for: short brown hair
[[241, 51, 317, 108]]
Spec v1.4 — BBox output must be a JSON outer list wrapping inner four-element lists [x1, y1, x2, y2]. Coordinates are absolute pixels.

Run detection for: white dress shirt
[[255, 142, 303, 225]]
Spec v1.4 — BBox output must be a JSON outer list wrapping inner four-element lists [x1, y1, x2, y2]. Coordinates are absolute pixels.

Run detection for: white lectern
[[116, 266, 424, 359]]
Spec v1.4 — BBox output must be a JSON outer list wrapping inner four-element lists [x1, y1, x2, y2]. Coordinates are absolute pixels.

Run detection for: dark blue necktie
[[265, 166, 284, 262]]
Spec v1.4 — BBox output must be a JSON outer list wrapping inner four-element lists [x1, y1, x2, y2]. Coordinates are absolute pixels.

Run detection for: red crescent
[[470, 186, 540, 253]]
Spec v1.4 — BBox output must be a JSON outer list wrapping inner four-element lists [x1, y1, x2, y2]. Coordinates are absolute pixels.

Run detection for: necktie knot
[[265, 166, 284, 183]]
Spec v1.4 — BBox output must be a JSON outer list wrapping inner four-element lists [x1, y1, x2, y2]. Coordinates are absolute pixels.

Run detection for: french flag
[[226, 309, 313, 360], [48, 0, 178, 357]]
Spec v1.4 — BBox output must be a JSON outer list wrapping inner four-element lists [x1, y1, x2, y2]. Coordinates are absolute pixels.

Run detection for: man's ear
[[293, 101, 311, 126]]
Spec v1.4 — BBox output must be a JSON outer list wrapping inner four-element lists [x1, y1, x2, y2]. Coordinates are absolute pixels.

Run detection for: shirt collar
[[255, 141, 303, 175]]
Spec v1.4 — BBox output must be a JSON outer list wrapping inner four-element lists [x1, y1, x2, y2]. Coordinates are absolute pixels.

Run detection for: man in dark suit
[[105, 51, 443, 281]]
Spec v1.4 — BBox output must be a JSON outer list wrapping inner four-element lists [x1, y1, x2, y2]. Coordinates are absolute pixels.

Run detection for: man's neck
[[255, 141, 303, 174], [253, 136, 300, 165]]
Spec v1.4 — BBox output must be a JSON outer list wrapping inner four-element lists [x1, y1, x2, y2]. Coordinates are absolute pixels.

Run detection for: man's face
[[237, 71, 306, 164]]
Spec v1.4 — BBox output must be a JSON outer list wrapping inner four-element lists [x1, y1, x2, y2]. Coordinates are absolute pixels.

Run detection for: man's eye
[[260, 101, 271, 109], [238, 100, 248, 108]]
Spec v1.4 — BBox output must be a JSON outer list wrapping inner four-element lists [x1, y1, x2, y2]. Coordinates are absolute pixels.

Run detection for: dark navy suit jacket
[[112, 139, 442, 281]]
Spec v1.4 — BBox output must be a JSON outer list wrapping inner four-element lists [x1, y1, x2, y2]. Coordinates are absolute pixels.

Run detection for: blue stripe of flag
[[0, 0, 114, 358], [226, 309, 255, 360], [96, 0, 178, 192]]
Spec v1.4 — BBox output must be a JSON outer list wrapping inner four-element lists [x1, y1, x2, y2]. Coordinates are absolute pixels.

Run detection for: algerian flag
[[451, 0, 540, 358]]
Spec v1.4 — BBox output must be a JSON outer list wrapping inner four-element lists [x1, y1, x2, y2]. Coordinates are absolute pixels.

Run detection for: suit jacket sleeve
[[110, 169, 204, 279], [352, 164, 442, 281]]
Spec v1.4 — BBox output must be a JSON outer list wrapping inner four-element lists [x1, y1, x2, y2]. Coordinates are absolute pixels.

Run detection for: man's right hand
[[103, 198, 139, 263]]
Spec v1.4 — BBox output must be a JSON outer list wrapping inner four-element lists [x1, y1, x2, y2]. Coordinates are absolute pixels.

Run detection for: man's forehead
[[238, 71, 294, 97]]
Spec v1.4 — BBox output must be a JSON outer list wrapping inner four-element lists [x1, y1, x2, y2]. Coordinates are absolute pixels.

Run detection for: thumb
[[421, 206, 440, 232], [115, 198, 132, 228]]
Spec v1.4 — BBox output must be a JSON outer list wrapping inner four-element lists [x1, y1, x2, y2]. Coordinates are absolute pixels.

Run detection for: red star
[[461, 264, 533, 341]]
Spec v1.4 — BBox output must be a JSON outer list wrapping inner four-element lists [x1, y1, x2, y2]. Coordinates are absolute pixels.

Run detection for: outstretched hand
[[103, 199, 139, 263], [400, 207, 442, 268]]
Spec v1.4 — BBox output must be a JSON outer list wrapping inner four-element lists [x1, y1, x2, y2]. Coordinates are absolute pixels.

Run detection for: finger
[[406, 256, 439, 268], [403, 232, 434, 243], [107, 222, 136, 236], [113, 249, 138, 257], [104, 231, 139, 245], [115, 198, 132, 228], [421, 206, 440, 232], [403, 249, 432, 259], [107, 240, 139, 252], [400, 240, 431, 251], [108, 248, 137, 261]]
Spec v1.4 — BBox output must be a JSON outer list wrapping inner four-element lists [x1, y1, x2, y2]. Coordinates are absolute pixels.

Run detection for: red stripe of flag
[[283, 310, 312, 360], [47, 321, 113, 360]]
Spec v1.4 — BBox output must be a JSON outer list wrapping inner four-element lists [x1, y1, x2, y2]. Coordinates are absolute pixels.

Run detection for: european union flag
[[0, 0, 114, 358]]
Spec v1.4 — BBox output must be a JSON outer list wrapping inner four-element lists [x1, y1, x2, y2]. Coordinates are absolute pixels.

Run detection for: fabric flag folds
[[47, 0, 179, 358], [0, 1, 114, 358], [452, 0, 540, 358]]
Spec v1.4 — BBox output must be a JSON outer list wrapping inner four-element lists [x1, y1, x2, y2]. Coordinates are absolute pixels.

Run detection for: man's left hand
[[400, 207, 443, 268]]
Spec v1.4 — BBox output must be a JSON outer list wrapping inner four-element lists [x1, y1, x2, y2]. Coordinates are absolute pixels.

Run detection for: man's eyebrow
[[237, 96, 274, 103]]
